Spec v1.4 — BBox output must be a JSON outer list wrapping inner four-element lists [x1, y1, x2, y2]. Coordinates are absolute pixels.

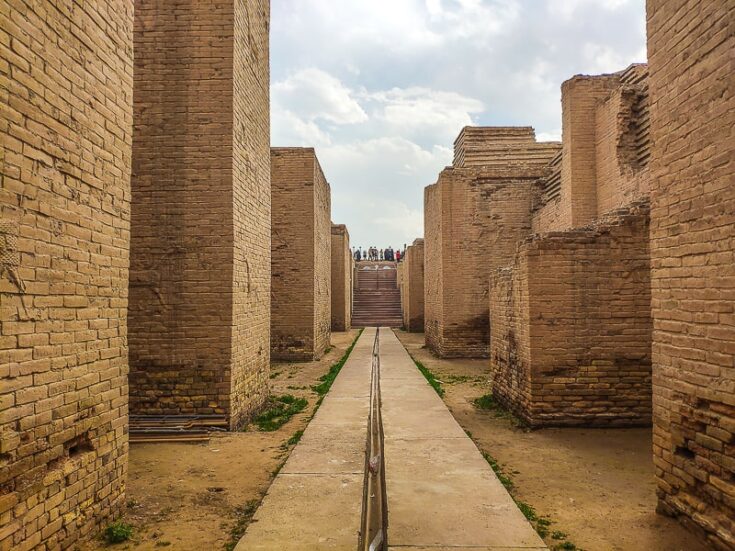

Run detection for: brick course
[[128, 0, 270, 429], [331, 224, 351, 332], [1, 1, 133, 548], [647, 1, 734, 548], [271, 148, 331, 360]]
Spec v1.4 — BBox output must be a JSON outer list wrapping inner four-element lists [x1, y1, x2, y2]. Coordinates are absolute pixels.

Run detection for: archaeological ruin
[[1, 0, 732, 550], [270, 148, 332, 361]]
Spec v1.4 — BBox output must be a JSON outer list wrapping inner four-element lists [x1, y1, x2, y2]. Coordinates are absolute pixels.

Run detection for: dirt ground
[[82, 330, 360, 551], [395, 330, 710, 551]]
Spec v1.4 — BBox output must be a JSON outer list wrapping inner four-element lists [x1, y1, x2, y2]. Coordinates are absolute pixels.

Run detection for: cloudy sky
[[271, 0, 647, 250]]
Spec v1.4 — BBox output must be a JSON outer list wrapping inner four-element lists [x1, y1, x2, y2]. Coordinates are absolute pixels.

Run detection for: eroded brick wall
[[331, 224, 351, 331], [1, 2, 133, 548], [648, 1, 734, 547], [129, 0, 270, 427], [271, 148, 331, 360], [403, 239, 425, 332], [424, 129, 558, 357], [492, 202, 652, 427]]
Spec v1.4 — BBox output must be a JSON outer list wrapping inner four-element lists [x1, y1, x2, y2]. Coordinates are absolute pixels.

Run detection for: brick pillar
[[271, 148, 332, 360], [331, 224, 351, 332], [129, 0, 271, 428], [404, 239, 425, 332], [648, 1, 735, 548], [560, 75, 620, 228], [1, 2, 133, 548]]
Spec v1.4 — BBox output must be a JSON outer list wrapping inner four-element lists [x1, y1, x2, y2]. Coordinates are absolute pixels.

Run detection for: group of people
[[353, 246, 405, 262]]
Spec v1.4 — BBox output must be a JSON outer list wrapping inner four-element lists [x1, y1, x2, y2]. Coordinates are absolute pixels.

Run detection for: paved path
[[235, 328, 375, 550], [237, 327, 546, 550], [379, 329, 546, 551]]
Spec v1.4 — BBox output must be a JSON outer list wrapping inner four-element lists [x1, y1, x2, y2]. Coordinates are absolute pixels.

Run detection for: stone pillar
[[403, 239, 425, 332], [129, 0, 271, 428], [271, 148, 332, 360], [331, 224, 351, 332], [0, 2, 133, 548], [648, 1, 734, 547]]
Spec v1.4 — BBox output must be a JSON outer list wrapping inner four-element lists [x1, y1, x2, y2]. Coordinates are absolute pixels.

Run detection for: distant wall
[[331, 224, 351, 331], [648, 1, 735, 547], [271, 148, 331, 360]]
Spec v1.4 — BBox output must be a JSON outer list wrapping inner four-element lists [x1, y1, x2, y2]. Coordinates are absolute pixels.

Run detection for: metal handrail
[[359, 328, 387, 550]]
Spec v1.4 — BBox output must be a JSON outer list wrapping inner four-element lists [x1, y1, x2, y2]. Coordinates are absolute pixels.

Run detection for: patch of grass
[[104, 521, 133, 544], [412, 357, 444, 397], [286, 385, 307, 390], [472, 393, 527, 428], [252, 395, 307, 431], [325, 346, 334, 354], [281, 429, 304, 450], [553, 542, 578, 551], [223, 500, 260, 551], [444, 374, 473, 384], [481, 451, 514, 491], [269, 371, 280, 379], [552, 530, 568, 540], [311, 329, 363, 396]]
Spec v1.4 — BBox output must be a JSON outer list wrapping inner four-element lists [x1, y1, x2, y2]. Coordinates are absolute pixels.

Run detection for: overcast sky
[[270, 0, 646, 251]]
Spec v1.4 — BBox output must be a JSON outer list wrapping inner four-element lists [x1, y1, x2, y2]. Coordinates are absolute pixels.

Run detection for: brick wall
[[491, 202, 652, 427], [271, 148, 331, 360], [331, 224, 351, 331], [648, 1, 734, 547], [128, 1, 270, 428], [402, 239, 425, 332], [1, 2, 133, 548], [423, 128, 558, 357]]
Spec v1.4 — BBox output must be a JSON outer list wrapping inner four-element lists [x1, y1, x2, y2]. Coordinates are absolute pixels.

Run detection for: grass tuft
[[412, 357, 444, 396], [252, 395, 307, 431], [223, 500, 260, 551], [311, 330, 363, 396], [104, 521, 133, 544]]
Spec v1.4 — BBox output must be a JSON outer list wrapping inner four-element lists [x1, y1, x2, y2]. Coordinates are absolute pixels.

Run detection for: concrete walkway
[[237, 327, 546, 550], [235, 328, 375, 550], [380, 329, 546, 550]]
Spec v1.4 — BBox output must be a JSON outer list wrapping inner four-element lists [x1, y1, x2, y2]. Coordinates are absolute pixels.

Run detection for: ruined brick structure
[[0, 2, 133, 548], [128, 1, 271, 429], [488, 66, 653, 427], [271, 148, 331, 360], [492, 202, 652, 427], [647, 1, 734, 547], [330, 224, 352, 332], [399, 239, 425, 332], [424, 128, 560, 357]]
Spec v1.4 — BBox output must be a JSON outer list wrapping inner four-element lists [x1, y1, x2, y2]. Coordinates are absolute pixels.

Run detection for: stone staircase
[[352, 263, 403, 327]]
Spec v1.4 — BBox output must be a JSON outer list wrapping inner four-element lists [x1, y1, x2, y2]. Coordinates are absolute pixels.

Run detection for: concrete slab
[[380, 329, 547, 550], [235, 328, 375, 550]]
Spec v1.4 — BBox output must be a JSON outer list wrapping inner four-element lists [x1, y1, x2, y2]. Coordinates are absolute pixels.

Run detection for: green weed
[[104, 521, 133, 544], [311, 329, 363, 396], [252, 395, 307, 431]]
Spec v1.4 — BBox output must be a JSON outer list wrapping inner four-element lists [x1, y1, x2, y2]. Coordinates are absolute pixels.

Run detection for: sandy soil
[[82, 330, 360, 551], [394, 330, 710, 551]]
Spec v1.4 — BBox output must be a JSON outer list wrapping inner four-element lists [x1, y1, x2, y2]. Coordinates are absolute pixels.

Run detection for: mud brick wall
[[402, 239, 425, 332], [271, 148, 331, 360], [424, 130, 558, 358], [648, 1, 735, 547], [533, 69, 651, 234], [331, 224, 351, 331], [129, 1, 270, 428], [0, 2, 133, 549], [491, 202, 652, 427]]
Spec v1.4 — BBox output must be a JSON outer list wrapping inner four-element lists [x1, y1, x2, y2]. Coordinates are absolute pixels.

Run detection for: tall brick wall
[[491, 202, 652, 427], [331, 224, 351, 331], [648, 1, 734, 547], [1, 2, 133, 548], [424, 128, 559, 357], [271, 148, 331, 360], [533, 68, 650, 234], [129, 1, 270, 428], [402, 239, 425, 332]]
